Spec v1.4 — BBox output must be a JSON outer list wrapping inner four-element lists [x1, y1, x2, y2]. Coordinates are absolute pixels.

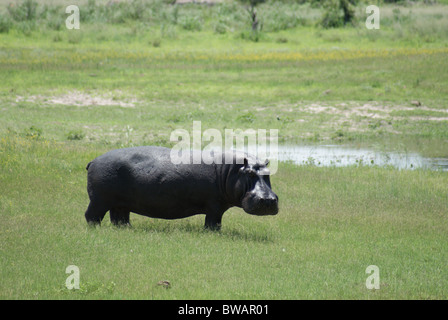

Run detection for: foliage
[[67, 130, 85, 141], [179, 14, 203, 31], [7, 0, 38, 21], [0, 12, 13, 33], [238, 0, 267, 31], [321, 0, 358, 28]]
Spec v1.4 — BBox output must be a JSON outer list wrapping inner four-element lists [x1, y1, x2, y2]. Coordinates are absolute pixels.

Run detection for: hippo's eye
[[247, 169, 258, 177], [239, 167, 257, 176]]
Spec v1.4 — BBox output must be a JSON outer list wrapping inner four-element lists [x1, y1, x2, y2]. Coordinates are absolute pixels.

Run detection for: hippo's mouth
[[241, 193, 279, 216]]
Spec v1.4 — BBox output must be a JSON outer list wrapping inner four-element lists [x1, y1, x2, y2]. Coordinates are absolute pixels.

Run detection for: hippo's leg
[[204, 215, 222, 231], [110, 208, 131, 227], [85, 201, 108, 225], [204, 205, 226, 231]]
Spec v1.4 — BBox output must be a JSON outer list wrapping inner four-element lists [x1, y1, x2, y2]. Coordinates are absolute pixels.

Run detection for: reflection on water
[[245, 145, 448, 171]]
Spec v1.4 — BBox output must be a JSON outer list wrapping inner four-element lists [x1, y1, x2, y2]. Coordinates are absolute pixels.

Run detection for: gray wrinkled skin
[[85, 146, 278, 230]]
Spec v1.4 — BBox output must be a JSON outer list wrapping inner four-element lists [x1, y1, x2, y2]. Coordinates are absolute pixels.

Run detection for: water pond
[[246, 144, 448, 171]]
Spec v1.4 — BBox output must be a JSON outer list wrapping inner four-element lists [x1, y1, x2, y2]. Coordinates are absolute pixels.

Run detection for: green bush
[[152, 38, 162, 47], [46, 15, 64, 31], [67, 130, 85, 141], [79, 0, 98, 23], [238, 0, 266, 31], [237, 112, 256, 123], [0, 13, 13, 33], [7, 0, 38, 22], [320, 0, 358, 28], [16, 20, 36, 35], [214, 20, 229, 34], [179, 15, 203, 31], [212, 2, 246, 33], [24, 126, 43, 140], [261, 3, 303, 31], [320, 0, 344, 28]]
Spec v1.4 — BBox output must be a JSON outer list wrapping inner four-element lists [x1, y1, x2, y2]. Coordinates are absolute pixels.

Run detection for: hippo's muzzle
[[242, 192, 279, 216]]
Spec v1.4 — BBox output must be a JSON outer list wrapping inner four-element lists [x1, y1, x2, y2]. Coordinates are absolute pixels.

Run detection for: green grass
[[1, 45, 447, 155], [0, 1, 447, 299], [1, 134, 447, 299]]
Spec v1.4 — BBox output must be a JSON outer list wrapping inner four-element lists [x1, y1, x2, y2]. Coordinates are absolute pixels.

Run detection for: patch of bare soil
[[301, 102, 448, 122], [15, 91, 138, 108]]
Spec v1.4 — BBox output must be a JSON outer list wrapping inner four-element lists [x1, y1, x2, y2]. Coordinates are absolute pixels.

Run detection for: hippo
[[85, 146, 278, 230]]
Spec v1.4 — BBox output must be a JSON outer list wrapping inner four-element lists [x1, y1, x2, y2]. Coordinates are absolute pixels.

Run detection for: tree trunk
[[250, 5, 258, 31]]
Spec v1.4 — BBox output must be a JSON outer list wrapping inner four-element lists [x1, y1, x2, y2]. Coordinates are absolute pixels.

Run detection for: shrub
[[261, 3, 302, 32], [46, 15, 64, 31], [152, 38, 162, 47], [0, 13, 13, 33], [320, 0, 344, 28], [214, 18, 230, 34], [320, 0, 358, 28], [237, 112, 256, 123], [24, 126, 43, 140], [179, 15, 202, 31], [7, 0, 38, 22], [67, 130, 85, 141], [238, 0, 266, 31], [79, 0, 98, 23], [16, 20, 36, 36]]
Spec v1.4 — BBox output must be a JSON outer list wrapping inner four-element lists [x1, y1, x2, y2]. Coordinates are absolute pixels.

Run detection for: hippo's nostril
[[254, 196, 272, 206], [262, 197, 278, 210], [267, 195, 278, 204]]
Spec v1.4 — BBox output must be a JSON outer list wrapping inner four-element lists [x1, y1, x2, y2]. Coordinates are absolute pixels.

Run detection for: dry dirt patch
[[301, 102, 448, 121], [15, 91, 139, 108]]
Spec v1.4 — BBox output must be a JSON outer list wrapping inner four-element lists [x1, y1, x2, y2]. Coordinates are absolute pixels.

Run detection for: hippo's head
[[237, 157, 279, 216]]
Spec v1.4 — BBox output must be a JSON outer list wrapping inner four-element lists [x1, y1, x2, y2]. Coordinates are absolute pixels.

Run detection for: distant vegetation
[[1, 0, 448, 38]]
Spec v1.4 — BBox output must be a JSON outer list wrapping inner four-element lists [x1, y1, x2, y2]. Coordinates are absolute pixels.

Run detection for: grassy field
[[0, 0, 447, 299], [1, 134, 447, 299]]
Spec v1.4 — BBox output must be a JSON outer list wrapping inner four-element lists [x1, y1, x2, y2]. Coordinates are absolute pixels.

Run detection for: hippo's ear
[[239, 158, 250, 174], [264, 159, 270, 167]]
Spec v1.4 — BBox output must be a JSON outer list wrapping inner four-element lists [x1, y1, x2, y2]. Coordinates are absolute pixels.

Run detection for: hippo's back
[[86, 146, 170, 200], [86, 146, 221, 219], [88, 146, 170, 168]]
